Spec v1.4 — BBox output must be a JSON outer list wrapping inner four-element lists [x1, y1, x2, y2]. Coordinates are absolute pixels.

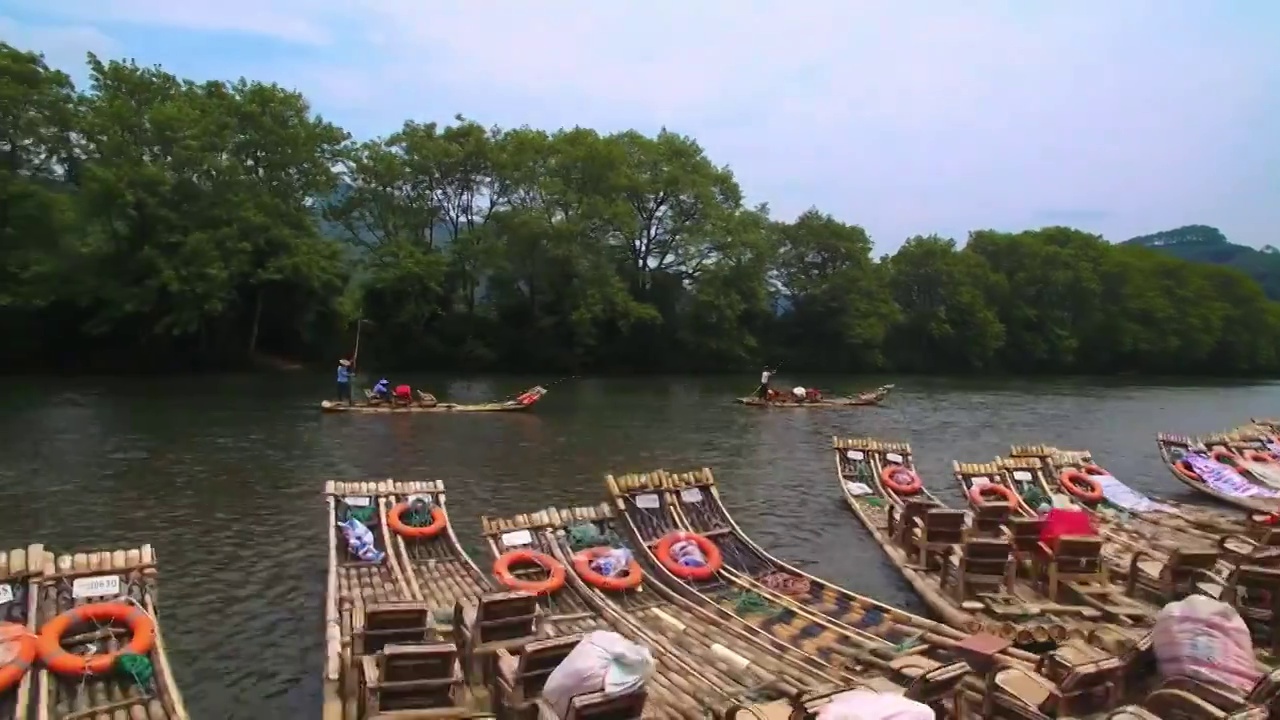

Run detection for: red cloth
[[1039, 508, 1096, 548], [393, 384, 412, 398]]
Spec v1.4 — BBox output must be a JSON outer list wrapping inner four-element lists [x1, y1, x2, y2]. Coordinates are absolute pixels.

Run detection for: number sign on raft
[[501, 529, 533, 548], [680, 488, 704, 504], [885, 452, 904, 463], [634, 494, 661, 509], [0, 583, 13, 605], [72, 575, 122, 599], [344, 496, 372, 507], [1011, 471, 1033, 481]]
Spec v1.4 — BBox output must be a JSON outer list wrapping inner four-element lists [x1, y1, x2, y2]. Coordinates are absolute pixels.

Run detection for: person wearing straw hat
[[336, 359, 355, 405]]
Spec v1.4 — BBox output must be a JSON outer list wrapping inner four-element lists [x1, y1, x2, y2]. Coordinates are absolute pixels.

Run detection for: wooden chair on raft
[[452, 592, 541, 687], [887, 500, 967, 569], [941, 536, 1016, 601], [1160, 667, 1280, 720], [1007, 516, 1046, 575], [978, 636, 1176, 719], [1211, 564, 1280, 657], [1038, 535, 1107, 601], [360, 640, 469, 716], [969, 499, 1014, 536], [1126, 547, 1222, 604], [494, 634, 584, 718]]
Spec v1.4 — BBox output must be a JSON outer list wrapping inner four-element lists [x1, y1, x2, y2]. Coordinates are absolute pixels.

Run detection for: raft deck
[[34, 544, 188, 720], [608, 467, 1022, 717], [483, 509, 774, 719], [536, 504, 852, 697], [1156, 434, 1280, 513], [1, 545, 43, 720]]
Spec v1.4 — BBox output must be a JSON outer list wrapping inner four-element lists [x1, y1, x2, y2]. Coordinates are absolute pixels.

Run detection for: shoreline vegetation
[[4, 43, 1280, 378]]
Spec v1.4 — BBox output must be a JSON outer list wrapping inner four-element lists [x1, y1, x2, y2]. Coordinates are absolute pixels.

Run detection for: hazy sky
[[3, 1, 1277, 254]]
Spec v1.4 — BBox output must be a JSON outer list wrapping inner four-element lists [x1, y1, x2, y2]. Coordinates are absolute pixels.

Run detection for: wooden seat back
[[356, 602, 435, 656], [562, 687, 648, 720], [893, 499, 938, 544], [361, 641, 464, 715], [497, 634, 583, 704], [972, 501, 1012, 535]]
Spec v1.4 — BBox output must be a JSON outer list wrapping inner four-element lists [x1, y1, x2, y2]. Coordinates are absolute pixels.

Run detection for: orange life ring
[[968, 483, 1017, 506], [37, 602, 156, 677], [386, 502, 448, 539], [1244, 450, 1279, 464], [880, 465, 922, 496], [0, 622, 36, 692], [1211, 448, 1243, 468], [572, 547, 643, 591], [1059, 470, 1104, 503], [654, 532, 723, 581], [492, 550, 566, 595], [1081, 464, 1109, 476], [1174, 459, 1201, 482]]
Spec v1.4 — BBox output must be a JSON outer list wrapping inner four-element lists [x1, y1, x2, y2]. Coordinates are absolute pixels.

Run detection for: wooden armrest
[[1160, 676, 1249, 711]]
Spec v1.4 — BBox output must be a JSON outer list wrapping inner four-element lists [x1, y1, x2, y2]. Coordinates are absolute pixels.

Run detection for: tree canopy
[[3, 42, 1279, 376]]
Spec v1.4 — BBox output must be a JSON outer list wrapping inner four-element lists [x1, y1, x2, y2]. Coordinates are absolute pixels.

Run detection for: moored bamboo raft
[[952, 453, 1159, 625], [1, 545, 43, 720], [734, 384, 893, 408], [484, 508, 826, 719], [834, 437, 1112, 647], [321, 386, 547, 414], [1010, 444, 1248, 536], [535, 503, 854, 700], [34, 544, 189, 720], [1157, 433, 1280, 512], [606, 467, 1039, 717]]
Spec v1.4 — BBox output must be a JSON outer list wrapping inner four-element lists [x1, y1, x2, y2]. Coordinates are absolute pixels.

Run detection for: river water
[[0, 374, 1276, 718]]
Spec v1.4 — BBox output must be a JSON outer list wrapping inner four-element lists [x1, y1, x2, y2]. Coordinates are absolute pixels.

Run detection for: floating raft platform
[[1156, 433, 1280, 513], [483, 506, 846, 719], [734, 384, 894, 409], [326, 479, 645, 720], [1, 545, 43, 720], [34, 544, 189, 720], [320, 387, 547, 414], [607, 468, 1017, 718]]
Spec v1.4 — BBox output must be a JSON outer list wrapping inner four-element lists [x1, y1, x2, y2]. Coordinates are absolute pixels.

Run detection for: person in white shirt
[[757, 367, 774, 400]]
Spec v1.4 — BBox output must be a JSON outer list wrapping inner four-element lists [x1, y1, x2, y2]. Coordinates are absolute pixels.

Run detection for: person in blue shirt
[[336, 359, 354, 404], [372, 378, 391, 401]]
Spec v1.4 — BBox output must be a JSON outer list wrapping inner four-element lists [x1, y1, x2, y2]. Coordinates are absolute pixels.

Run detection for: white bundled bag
[[816, 690, 935, 720], [542, 630, 654, 718], [1153, 595, 1261, 693]]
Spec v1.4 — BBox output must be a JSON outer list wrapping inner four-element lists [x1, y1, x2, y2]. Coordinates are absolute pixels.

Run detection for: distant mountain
[[1122, 225, 1280, 300]]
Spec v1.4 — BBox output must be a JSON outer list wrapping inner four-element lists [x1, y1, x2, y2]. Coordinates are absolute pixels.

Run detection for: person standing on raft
[[336, 359, 355, 405], [757, 367, 774, 400]]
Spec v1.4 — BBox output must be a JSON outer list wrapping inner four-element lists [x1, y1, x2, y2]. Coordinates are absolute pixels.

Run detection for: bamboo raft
[[608, 469, 1039, 710], [321, 386, 547, 414], [1, 545, 42, 720], [1010, 445, 1247, 536], [734, 384, 894, 408], [34, 544, 188, 720], [482, 508, 839, 719], [1157, 434, 1280, 512], [834, 438, 1133, 646], [953, 454, 1165, 621]]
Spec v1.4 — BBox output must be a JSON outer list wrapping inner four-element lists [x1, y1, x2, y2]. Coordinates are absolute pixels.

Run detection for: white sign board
[[501, 529, 533, 548], [635, 494, 661, 509], [885, 452, 904, 463], [971, 476, 991, 486], [845, 450, 864, 460], [0, 583, 13, 605], [72, 575, 122, 599], [680, 488, 704, 504], [344, 496, 372, 507], [1011, 471, 1033, 481]]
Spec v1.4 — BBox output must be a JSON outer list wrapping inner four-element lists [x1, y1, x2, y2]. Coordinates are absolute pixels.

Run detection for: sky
[[3, 1, 1278, 255]]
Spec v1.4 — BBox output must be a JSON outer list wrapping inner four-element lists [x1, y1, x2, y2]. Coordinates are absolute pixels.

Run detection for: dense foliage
[[1124, 225, 1280, 302], [4, 43, 1280, 376]]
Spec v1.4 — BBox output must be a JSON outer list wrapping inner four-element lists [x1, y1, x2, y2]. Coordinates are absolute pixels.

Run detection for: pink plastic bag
[[1153, 595, 1261, 693], [816, 690, 935, 720]]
